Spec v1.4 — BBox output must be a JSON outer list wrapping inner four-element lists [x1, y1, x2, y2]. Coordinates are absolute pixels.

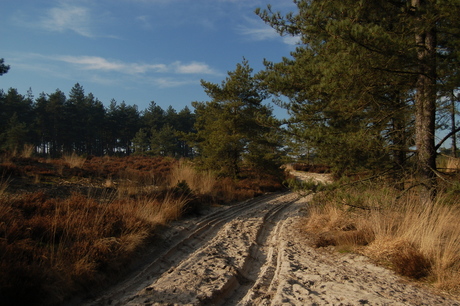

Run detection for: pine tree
[[191, 59, 280, 177], [66, 83, 86, 153], [34, 92, 51, 155], [0, 58, 9, 76], [132, 128, 150, 154], [257, 0, 460, 192], [42, 89, 67, 156], [150, 124, 178, 157], [0, 113, 28, 152], [176, 106, 196, 157], [142, 101, 165, 131]]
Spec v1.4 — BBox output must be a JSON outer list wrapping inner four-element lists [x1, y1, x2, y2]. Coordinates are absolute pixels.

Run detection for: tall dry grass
[[116, 169, 158, 197], [0, 188, 192, 305], [438, 154, 460, 173], [62, 152, 87, 168], [133, 192, 190, 225], [168, 160, 217, 195], [305, 183, 460, 293], [0, 174, 10, 197]]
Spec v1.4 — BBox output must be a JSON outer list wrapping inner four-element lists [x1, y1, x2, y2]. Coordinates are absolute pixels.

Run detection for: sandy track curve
[[79, 192, 299, 305], [77, 188, 459, 306]]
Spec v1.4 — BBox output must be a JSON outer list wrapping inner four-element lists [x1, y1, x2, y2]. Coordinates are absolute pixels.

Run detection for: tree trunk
[[451, 94, 457, 157], [412, 0, 437, 200], [391, 94, 407, 190]]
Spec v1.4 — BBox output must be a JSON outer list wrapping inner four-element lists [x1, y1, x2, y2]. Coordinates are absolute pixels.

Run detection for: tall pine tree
[[257, 0, 460, 194]]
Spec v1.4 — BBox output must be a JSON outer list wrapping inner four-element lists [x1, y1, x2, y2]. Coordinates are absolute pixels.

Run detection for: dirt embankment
[[73, 175, 459, 305]]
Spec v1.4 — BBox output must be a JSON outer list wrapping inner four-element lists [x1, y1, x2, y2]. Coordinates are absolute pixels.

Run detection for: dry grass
[[0, 155, 285, 305], [305, 182, 460, 293], [0, 189, 191, 305], [62, 152, 87, 168], [21, 144, 35, 158], [134, 192, 190, 225], [438, 155, 460, 173], [283, 163, 330, 173], [116, 169, 157, 197], [168, 160, 217, 195], [0, 174, 10, 197]]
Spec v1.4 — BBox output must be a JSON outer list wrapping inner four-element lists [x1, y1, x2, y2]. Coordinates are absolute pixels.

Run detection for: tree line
[[0, 60, 285, 178], [0, 83, 195, 158]]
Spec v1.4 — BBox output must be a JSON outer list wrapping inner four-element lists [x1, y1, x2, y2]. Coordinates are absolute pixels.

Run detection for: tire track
[[225, 195, 307, 305], [207, 196, 300, 305], [112, 192, 297, 305], [79, 192, 294, 306]]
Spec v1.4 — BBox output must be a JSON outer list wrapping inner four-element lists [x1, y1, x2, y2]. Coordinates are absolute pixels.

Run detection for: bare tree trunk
[[412, 0, 437, 200]]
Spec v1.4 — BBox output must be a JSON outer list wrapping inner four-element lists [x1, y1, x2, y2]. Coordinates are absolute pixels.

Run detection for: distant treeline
[[0, 83, 195, 157]]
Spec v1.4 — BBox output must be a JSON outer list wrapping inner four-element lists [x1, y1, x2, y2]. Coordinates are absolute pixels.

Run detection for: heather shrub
[[0, 189, 191, 305], [0, 154, 286, 305]]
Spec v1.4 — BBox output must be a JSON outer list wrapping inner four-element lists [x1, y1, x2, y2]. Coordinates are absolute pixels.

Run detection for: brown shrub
[[392, 244, 431, 279], [0, 155, 286, 304], [0, 191, 172, 305], [365, 238, 430, 279], [312, 231, 337, 247], [0, 163, 21, 177], [62, 152, 86, 168]]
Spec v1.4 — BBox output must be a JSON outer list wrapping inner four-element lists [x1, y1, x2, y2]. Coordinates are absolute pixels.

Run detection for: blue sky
[[1, 0, 297, 117]]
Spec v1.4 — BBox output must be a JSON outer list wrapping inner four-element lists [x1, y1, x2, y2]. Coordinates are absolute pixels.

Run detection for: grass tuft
[[62, 152, 87, 168], [168, 160, 216, 195], [304, 181, 460, 293]]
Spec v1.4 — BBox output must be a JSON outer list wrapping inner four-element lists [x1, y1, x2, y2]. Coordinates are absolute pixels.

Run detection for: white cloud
[[57, 56, 218, 75], [57, 56, 168, 74], [154, 78, 197, 88], [11, 52, 219, 89], [55, 55, 218, 77], [59, 56, 123, 70], [282, 35, 301, 45], [40, 4, 93, 37], [173, 61, 218, 75], [238, 24, 280, 41]]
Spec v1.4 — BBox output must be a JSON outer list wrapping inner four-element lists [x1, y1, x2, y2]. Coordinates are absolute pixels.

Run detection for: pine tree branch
[[435, 126, 460, 151]]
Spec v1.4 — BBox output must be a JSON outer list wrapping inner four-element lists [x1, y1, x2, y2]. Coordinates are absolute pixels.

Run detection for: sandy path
[[76, 174, 460, 306]]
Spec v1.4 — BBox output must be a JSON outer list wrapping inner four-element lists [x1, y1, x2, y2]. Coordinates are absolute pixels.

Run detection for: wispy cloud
[[173, 61, 218, 75], [136, 15, 153, 29], [126, 0, 171, 2], [57, 56, 168, 74], [237, 17, 300, 46], [7, 52, 219, 88], [40, 3, 94, 37], [154, 77, 198, 88], [238, 24, 280, 41], [57, 55, 219, 76]]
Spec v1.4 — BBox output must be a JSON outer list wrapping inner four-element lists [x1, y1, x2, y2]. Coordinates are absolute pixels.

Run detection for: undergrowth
[[0, 154, 285, 305], [304, 178, 460, 294]]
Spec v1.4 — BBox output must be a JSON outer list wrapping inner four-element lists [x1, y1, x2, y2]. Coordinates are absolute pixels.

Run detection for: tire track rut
[[80, 191, 298, 306], [222, 196, 303, 305]]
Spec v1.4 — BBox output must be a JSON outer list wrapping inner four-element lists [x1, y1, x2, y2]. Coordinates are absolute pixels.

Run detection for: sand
[[78, 173, 459, 306]]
